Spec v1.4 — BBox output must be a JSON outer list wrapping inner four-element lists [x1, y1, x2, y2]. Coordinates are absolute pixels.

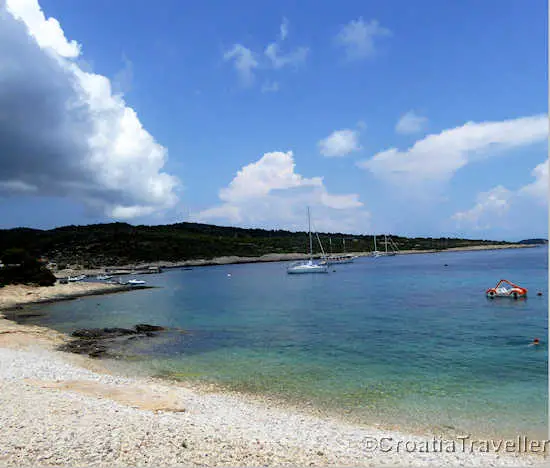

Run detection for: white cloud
[[195, 151, 369, 233], [264, 43, 308, 69], [452, 186, 512, 230], [223, 44, 258, 85], [395, 110, 428, 135], [279, 17, 289, 41], [6, 0, 80, 58], [261, 81, 280, 93], [1, 0, 179, 219], [452, 160, 548, 230], [359, 115, 548, 184], [218, 151, 323, 202], [225, 18, 308, 87], [335, 17, 391, 61], [265, 17, 308, 69], [319, 129, 361, 157], [518, 160, 548, 203]]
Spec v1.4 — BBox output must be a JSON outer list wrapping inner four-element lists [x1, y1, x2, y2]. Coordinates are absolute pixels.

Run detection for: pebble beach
[[0, 308, 547, 467]]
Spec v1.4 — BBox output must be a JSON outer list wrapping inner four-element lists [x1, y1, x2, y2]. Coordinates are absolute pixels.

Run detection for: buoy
[[444, 264, 448, 267], [227, 273, 231, 277], [537, 292, 543, 296]]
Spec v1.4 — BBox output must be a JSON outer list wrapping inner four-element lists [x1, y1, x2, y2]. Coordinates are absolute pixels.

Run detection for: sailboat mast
[[343, 238, 346, 253], [385, 234, 388, 254], [374, 234, 377, 252], [308, 206, 313, 259], [329, 237, 332, 254]]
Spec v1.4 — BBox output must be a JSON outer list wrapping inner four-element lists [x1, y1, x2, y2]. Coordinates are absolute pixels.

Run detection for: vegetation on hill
[[0, 222, 514, 268], [0, 248, 56, 286], [518, 238, 548, 245]]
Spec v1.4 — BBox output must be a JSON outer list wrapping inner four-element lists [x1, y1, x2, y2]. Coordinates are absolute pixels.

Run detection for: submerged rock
[[135, 324, 165, 333], [60, 323, 167, 358], [58, 340, 109, 358], [72, 327, 136, 339]]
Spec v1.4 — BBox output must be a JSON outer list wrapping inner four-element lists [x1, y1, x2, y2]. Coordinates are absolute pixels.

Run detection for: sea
[[19, 247, 548, 439]]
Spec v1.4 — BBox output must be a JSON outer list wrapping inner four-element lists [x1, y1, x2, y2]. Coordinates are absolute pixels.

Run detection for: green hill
[[0, 222, 512, 268]]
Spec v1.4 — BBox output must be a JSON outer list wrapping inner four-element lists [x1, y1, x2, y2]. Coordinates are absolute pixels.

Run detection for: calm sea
[[22, 247, 548, 438]]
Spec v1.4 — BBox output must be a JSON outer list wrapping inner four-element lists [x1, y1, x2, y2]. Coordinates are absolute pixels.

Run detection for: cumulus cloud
[[0, 0, 179, 219], [195, 151, 369, 232], [452, 186, 512, 230], [395, 110, 428, 135], [518, 160, 548, 203], [318, 129, 361, 157], [223, 44, 258, 85], [225, 18, 308, 87], [452, 160, 548, 230], [335, 17, 391, 61], [358, 115, 548, 184], [6, 0, 80, 58]]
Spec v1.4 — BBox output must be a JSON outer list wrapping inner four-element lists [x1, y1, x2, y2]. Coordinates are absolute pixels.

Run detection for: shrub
[[0, 248, 56, 286]]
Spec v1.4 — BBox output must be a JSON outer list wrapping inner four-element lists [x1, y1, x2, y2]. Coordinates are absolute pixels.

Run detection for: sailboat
[[383, 234, 399, 256], [373, 234, 399, 257], [372, 234, 382, 257], [323, 237, 356, 265], [287, 208, 329, 274]]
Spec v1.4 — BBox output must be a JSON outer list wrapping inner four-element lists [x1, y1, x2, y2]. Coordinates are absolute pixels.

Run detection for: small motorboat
[[96, 274, 113, 280], [67, 274, 86, 282], [127, 279, 146, 285], [486, 279, 527, 299]]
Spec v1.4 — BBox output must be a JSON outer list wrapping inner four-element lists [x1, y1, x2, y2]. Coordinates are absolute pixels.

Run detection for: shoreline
[[0, 315, 546, 466], [55, 243, 539, 277], [0, 282, 152, 312]]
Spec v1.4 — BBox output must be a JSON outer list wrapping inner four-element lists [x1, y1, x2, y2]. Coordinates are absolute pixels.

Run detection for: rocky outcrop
[[58, 324, 166, 358]]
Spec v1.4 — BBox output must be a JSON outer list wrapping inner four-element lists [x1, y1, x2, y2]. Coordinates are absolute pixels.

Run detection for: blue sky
[[0, 0, 547, 240]]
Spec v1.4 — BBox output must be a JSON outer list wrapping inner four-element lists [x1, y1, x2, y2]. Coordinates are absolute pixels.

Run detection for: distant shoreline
[[55, 243, 538, 277]]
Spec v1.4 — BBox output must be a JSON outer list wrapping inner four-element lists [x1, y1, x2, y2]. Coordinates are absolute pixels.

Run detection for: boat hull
[[287, 261, 329, 274], [324, 255, 356, 265], [287, 267, 328, 274]]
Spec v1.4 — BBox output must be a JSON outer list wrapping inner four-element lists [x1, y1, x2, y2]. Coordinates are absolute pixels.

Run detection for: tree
[[0, 248, 56, 286]]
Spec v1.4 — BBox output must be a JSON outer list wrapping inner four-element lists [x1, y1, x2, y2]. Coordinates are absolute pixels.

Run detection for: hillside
[[518, 238, 548, 245], [0, 222, 513, 268]]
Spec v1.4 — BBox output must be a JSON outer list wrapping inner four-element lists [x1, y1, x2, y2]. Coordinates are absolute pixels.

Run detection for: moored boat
[[287, 207, 328, 275], [127, 279, 147, 285], [67, 274, 86, 282]]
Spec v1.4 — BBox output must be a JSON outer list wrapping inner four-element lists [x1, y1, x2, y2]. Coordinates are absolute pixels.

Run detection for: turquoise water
[[23, 247, 548, 438]]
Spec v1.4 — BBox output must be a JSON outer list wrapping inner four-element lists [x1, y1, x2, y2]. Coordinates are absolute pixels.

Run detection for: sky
[[0, 0, 547, 241]]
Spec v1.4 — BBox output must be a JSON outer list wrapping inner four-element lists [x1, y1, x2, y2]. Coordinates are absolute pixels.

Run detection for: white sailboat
[[287, 208, 329, 274], [372, 234, 382, 257], [373, 234, 399, 257], [323, 237, 356, 265]]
